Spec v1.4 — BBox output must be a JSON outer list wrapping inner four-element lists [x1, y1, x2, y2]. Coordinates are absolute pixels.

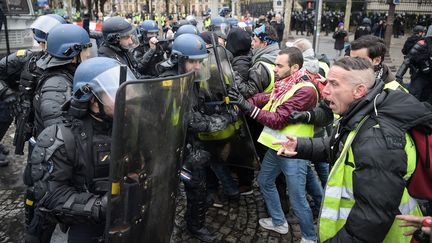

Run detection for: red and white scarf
[[270, 69, 307, 101]]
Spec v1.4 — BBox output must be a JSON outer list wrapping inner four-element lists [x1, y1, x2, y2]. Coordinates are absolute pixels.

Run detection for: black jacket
[[134, 44, 165, 77], [402, 35, 421, 56], [296, 81, 432, 243], [98, 43, 140, 77]]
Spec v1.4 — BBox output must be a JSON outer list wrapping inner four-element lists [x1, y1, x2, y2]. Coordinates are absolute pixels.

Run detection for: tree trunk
[[100, 0, 106, 14], [282, 0, 293, 44], [384, 2, 395, 56], [344, 0, 352, 32], [94, 0, 99, 15]]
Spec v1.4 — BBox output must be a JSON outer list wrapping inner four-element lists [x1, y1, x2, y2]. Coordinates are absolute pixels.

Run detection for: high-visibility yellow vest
[[258, 82, 318, 151], [256, 61, 275, 93], [384, 80, 408, 92], [204, 18, 211, 29], [319, 115, 422, 243]]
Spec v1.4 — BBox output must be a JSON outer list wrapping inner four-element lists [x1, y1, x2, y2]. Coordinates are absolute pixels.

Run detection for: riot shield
[[197, 40, 259, 170], [105, 72, 195, 243]]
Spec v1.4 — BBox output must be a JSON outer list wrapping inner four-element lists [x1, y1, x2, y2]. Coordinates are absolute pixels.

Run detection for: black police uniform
[[29, 115, 110, 243]]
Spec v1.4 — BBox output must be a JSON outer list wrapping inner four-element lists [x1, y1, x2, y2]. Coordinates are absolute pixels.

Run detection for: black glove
[[290, 111, 311, 124], [228, 87, 254, 114], [1, 89, 20, 117], [187, 112, 208, 132]]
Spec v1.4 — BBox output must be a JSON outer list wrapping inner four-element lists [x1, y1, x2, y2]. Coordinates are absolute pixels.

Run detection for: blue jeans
[[306, 164, 324, 211], [314, 162, 329, 188], [210, 163, 239, 197], [257, 149, 317, 240]]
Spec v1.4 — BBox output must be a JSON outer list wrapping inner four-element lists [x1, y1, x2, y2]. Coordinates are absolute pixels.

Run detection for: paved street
[[0, 29, 411, 243]]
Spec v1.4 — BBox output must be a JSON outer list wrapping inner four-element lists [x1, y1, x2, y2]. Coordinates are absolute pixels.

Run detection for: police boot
[[185, 184, 215, 242]]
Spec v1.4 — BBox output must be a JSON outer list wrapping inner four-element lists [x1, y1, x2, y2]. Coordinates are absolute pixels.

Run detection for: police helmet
[[245, 20, 254, 28], [413, 25, 426, 35], [175, 24, 199, 38], [46, 24, 92, 59], [171, 34, 208, 60], [30, 14, 66, 42], [178, 19, 190, 27], [186, 15, 198, 26], [102, 16, 134, 44], [140, 20, 159, 33], [226, 18, 239, 27], [72, 57, 135, 103], [210, 16, 226, 28], [362, 17, 371, 25]]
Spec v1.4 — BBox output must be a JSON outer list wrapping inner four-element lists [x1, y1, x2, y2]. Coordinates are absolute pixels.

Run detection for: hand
[[290, 111, 311, 124], [2, 89, 20, 116], [228, 87, 254, 114], [272, 135, 298, 157], [397, 215, 431, 236], [149, 37, 158, 50]]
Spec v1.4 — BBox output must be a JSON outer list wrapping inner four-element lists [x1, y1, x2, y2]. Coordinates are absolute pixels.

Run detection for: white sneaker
[[258, 217, 289, 234], [299, 237, 317, 243]]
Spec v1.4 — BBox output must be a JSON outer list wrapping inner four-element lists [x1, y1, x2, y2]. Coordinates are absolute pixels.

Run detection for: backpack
[[301, 71, 327, 100], [407, 128, 432, 200]]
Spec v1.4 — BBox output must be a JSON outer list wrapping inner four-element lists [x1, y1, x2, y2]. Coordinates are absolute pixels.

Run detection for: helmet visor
[[91, 66, 136, 106], [119, 26, 140, 50], [30, 15, 64, 34]]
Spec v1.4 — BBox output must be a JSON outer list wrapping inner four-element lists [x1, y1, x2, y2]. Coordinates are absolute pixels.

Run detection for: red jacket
[[247, 85, 317, 130]]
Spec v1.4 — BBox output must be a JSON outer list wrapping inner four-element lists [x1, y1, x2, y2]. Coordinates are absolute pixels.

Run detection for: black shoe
[[0, 153, 9, 167], [0, 144, 9, 155], [188, 226, 216, 242]]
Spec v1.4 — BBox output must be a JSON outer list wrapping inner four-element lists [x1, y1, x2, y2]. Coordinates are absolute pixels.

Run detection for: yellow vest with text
[[258, 82, 318, 151], [319, 116, 422, 243]]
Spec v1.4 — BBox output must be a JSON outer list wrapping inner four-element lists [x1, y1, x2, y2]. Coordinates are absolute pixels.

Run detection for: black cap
[[413, 25, 426, 35]]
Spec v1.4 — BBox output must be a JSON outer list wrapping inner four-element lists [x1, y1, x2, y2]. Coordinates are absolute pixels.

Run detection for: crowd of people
[[0, 9, 431, 243]]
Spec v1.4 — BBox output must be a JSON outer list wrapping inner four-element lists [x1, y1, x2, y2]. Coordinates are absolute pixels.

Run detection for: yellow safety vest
[[256, 61, 275, 93], [204, 18, 211, 29], [258, 82, 318, 151], [384, 80, 408, 92], [319, 115, 422, 243]]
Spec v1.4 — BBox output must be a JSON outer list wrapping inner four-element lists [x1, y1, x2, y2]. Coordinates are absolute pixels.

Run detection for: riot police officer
[[24, 24, 92, 243], [355, 17, 372, 40], [158, 34, 218, 242], [29, 57, 135, 242], [13, 14, 67, 156], [0, 14, 66, 165], [396, 25, 432, 104], [134, 20, 165, 77], [98, 16, 140, 76]]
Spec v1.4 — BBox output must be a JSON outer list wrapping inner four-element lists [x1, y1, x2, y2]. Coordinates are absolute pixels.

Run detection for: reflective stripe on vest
[[257, 82, 317, 151], [384, 80, 409, 93], [256, 61, 275, 93], [319, 116, 422, 243], [198, 119, 243, 141]]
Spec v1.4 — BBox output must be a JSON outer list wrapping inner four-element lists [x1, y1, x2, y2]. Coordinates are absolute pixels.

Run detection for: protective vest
[[256, 60, 275, 93], [319, 116, 422, 243], [385, 80, 408, 92], [258, 82, 317, 151], [204, 18, 211, 29]]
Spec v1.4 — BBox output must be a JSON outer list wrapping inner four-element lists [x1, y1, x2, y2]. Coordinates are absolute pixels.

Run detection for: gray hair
[[292, 38, 313, 52], [333, 57, 375, 88]]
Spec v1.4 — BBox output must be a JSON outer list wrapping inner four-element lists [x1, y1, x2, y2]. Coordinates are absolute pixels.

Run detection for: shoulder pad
[[40, 75, 72, 93], [16, 49, 27, 57], [36, 125, 58, 148]]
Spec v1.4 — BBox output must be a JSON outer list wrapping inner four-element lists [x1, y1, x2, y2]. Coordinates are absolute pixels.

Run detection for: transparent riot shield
[[105, 72, 195, 243], [196, 39, 259, 170]]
